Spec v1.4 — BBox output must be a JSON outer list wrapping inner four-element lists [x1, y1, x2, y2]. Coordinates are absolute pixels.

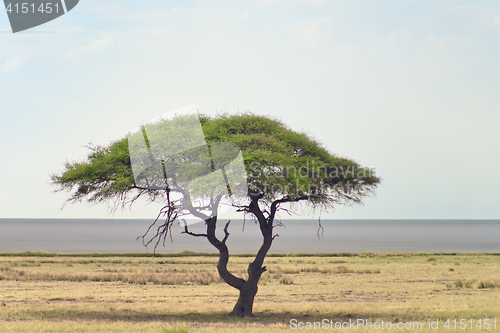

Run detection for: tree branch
[[248, 196, 268, 236], [222, 220, 231, 244], [269, 196, 309, 226], [181, 220, 208, 238], [205, 217, 245, 290]]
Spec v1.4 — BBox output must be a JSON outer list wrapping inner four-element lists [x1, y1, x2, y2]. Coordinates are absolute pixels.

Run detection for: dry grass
[[0, 252, 499, 332], [0, 262, 221, 286]]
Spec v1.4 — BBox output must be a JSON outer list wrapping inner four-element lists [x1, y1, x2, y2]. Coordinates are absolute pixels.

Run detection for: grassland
[[0, 251, 499, 332]]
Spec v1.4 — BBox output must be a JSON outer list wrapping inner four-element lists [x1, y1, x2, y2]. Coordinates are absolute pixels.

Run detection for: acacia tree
[[51, 111, 380, 317]]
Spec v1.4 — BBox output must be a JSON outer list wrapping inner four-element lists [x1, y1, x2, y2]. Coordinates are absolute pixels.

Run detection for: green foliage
[[51, 140, 137, 205], [51, 113, 380, 211], [202, 114, 379, 206]]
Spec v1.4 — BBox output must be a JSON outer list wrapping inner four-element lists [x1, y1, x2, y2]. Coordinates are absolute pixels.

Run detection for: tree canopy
[[52, 113, 378, 210], [51, 111, 380, 317]]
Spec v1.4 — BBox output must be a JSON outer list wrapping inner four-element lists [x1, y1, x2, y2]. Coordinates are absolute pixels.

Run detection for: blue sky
[[1, 0, 499, 220]]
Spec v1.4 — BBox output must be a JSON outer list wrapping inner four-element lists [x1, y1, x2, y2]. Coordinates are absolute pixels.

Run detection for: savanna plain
[[0, 252, 499, 332]]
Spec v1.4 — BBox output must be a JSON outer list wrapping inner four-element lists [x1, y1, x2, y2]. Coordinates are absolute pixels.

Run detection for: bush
[[334, 266, 354, 274], [453, 279, 475, 288], [477, 280, 498, 289], [279, 276, 294, 285]]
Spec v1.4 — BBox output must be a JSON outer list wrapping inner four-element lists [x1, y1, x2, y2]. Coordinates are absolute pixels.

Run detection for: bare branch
[[317, 203, 324, 239], [136, 189, 179, 253], [269, 196, 309, 226], [222, 220, 231, 244], [278, 206, 293, 216], [317, 219, 324, 239], [181, 220, 208, 238], [273, 219, 285, 228]]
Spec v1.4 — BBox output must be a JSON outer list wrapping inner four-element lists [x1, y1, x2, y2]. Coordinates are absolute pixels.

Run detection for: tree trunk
[[230, 280, 258, 317], [201, 196, 276, 317], [229, 261, 266, 317]]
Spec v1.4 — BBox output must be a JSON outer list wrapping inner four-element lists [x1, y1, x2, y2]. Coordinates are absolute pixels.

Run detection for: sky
[[0, 0, 499, 220]]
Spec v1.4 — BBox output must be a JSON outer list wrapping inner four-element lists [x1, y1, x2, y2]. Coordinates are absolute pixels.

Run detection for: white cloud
[[440, 5, 500, 31], [3, 55, 27, 73], [284, 16, 335, 46], [83, 36, 113, 51], [67, 36, 113, 58], [440, 5, 497, 17], [202, 0, 324, 6], [261, 0, 325, 5], [466, 15, 500, 31], [369, 28, 411, 53], [493, 15, 500, 29], [89, 5, 252, 25], [133, 27, 167, 36]]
